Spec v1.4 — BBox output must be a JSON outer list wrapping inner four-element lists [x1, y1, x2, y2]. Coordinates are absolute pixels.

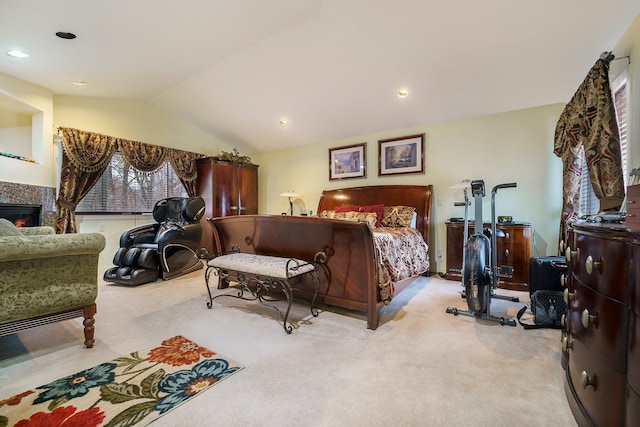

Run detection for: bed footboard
[[206, 215, 382, 328]]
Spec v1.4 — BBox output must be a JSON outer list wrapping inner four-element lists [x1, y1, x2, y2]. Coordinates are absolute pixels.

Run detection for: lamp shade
[[280, 191, 301, 198]]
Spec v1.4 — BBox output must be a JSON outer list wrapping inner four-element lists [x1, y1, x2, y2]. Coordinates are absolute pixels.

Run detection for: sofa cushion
[[0, 218, 24, 236]]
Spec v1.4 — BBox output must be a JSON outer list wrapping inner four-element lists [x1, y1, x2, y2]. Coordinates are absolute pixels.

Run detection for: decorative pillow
[[335, 205, 359, 213], [357, 212, 378, 228], [333, 211, 359, 221], [334, 211, 377, 228], [380, 205, 415, 227], [320, 210, 336, 219], [359, 204, 384, 227], [0, 218, 24, 236]]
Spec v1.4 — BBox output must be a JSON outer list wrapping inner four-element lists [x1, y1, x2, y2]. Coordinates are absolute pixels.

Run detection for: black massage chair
[[104, 197, 206, 286]]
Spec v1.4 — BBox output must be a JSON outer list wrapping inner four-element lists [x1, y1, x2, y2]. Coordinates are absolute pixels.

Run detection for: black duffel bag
[[517, 290, 566, 330]]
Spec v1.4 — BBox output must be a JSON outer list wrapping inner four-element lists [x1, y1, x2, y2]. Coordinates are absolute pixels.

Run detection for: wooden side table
[[445, 221, 532, 292]]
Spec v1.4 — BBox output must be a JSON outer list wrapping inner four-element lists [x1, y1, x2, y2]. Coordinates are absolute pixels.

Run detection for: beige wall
[[52, 95, 237, 269], [254, 104, 565, 274]]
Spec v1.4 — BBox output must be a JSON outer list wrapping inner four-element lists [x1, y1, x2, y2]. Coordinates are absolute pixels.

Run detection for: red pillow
[[335, 205, 359, 213], [360, 204, 384, 227]]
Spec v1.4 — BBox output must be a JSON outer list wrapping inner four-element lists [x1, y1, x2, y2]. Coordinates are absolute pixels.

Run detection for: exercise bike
[[445, 180, 519, 326]]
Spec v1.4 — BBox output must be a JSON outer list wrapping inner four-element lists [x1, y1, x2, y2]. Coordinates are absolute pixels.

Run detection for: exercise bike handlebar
[[491, 182, 517, 193]]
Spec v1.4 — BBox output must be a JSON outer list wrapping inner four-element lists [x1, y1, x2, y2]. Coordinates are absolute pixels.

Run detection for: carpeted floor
[[0, 270, 578, 426]]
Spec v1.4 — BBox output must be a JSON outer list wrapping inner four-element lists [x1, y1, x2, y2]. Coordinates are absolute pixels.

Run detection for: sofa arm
[[19, 226, 56, 236], [0, 233, 106, 262]]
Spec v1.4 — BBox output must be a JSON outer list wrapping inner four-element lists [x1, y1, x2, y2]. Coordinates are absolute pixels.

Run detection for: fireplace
[[0, 203, 42, 227]]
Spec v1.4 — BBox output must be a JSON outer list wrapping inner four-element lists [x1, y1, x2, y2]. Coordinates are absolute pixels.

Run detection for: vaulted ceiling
[[1, 1, 638, 154]]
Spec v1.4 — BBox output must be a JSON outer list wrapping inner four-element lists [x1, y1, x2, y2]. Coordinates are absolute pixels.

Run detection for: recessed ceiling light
[[73, 81, 88, 86], [397, 89, 409, 98], [6, 50, 30, 58], [56, 32, 77, 40], [279, 120, 288, 127]]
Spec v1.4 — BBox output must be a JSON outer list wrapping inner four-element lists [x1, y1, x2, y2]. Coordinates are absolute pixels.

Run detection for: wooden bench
[[204, 248, 326, 333]]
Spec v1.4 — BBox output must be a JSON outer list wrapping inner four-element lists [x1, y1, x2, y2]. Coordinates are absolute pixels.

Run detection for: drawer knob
[[560, 274, 566, 287], [580, 371, 596, 389], [505, 232, 510, 240], [565, 246, 579, 263], [562, 336, 573, 351], [504, 248, 510, 257], [559, 240, 566, 254], [561, 313, 566, 327], [230, 206, 238, 211], [581, 309, 598, 328], [564, 288, 576, 305], [585, 255, 602, 275]]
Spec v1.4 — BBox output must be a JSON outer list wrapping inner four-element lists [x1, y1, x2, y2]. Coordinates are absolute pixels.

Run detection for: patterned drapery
[[553, 58, 625, 244], [56, 127, 203, 233], [118, 139, 167, 172], [168, 148, 201, 197], [56, 128, 118, 234]]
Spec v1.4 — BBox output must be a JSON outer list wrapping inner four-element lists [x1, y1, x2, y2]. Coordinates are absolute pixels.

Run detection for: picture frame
[[329, 143, 366, 181], [378, 133, 425, 176]]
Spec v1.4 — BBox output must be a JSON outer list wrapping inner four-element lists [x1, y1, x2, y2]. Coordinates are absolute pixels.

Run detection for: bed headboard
[[316, 185, 433, 245]]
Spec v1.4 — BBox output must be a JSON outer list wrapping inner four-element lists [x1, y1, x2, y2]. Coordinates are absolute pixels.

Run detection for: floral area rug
[[0, 336, 243, 427]]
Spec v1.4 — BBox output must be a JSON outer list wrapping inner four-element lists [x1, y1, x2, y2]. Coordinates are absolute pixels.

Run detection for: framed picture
[[329, 143, 366, 180], [378, 133, 425, 176]]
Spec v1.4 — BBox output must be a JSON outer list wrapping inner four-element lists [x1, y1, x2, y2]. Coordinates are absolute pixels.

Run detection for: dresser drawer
[[496, 243, 529, 264], [572, 231, 629, 302], [495, 225, 531, 244], [630, 242, 640, 315], [626, 184, 640, 228], [567, 278, 628, 371], [627, 312, 640, 392], [568, 337, 625, 427], [627, 384, 640, 427]]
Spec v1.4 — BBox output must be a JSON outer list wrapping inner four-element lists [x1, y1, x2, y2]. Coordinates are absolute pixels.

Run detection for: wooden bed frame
[[207, 184, 433, 329]]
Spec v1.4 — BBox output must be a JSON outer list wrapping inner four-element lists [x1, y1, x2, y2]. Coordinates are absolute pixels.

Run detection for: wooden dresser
[[562, 223, 639, 426], [445, 221, 531, 291]]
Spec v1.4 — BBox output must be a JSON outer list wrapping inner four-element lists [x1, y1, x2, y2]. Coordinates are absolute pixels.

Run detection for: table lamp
[[280, 191, 301, 215]]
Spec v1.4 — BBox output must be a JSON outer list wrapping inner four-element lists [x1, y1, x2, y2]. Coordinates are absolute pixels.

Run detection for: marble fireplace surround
[[0, 181, 56, 228]]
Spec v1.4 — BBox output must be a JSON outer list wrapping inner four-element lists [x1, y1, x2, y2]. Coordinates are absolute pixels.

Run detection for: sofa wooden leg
[[83, 303, 97, 348]]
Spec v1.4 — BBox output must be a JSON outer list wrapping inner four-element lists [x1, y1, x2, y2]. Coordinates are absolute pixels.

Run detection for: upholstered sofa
[[0, 219, 106, 348]]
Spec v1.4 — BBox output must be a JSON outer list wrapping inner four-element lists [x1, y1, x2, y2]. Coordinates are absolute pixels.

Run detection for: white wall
[[0, 73, 54, 187], [254, 104, 565, 274], [53, 95, 233, 155], [0, 126, 31, 158]]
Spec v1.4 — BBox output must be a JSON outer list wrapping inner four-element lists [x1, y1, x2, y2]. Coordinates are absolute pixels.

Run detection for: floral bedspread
[[374, 227, 430, 305]]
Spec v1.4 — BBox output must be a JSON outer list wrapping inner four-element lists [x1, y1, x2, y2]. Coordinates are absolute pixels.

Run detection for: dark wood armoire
[[196, 157, 259, 253]]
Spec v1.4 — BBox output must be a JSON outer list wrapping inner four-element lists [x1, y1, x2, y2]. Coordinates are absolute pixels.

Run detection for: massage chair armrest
[[119, 223, 160, 247], [156, 222, 203, 252]]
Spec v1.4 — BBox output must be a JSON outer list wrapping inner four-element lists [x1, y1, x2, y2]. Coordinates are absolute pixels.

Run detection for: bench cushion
[[208, 253, 314, 279]]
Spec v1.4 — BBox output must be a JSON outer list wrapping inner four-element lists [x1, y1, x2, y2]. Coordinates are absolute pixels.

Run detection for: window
[[576, 66, 629, 216], [612, 68, 630, 187], [577, 146, 599, 216], [76, 151, 188, 214]]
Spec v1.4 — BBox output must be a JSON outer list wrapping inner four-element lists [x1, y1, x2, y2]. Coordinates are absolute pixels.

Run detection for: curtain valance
[[56, 127, 204, 233]]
